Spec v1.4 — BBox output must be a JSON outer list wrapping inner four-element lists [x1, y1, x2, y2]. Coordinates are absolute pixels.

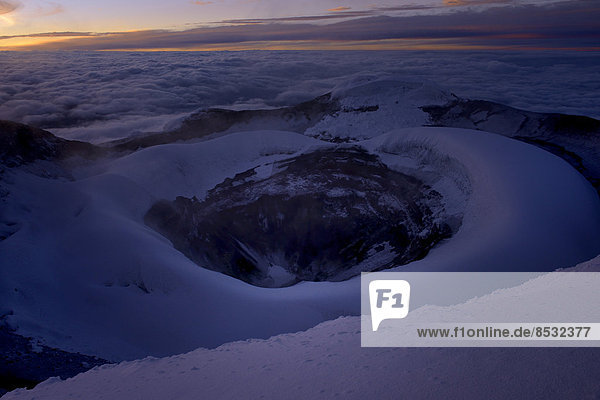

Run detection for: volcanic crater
[[145, 147, 454, 287]]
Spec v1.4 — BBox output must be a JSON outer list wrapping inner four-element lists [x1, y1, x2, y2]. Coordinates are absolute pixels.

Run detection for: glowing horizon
[[0, 0, 598, 51]]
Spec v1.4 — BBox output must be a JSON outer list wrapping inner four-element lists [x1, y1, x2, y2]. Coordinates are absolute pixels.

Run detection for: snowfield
[[1, 125, 599, 364], [304, 79, 454, 140], [366, 128, 600, 273], [5, 256, 600, 400]]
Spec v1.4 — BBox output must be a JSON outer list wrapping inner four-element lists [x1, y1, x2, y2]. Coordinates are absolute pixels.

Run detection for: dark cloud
[[441, 0, 509, 5], [0, 31, 99, 40], [218, 0, 519, 25], [0, 0, 20, 15], [219, 10, 374, 24], [5, 1, 597, 51]]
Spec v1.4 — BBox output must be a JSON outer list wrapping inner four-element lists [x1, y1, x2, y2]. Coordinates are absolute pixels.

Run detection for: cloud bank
[[0, 51, 598, 143]]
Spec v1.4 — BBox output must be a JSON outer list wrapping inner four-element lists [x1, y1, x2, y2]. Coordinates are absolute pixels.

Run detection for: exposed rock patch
[[422, 100, 600, 192], [108, 94, 339, 152], [0, 120, 101, 168]]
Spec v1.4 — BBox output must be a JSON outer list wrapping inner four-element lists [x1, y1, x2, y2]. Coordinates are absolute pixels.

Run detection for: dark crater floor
[[145, 147, 453, 287]]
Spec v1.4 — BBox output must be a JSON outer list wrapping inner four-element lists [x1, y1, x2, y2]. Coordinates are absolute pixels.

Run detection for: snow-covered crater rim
[[143, 144, 465, 288]]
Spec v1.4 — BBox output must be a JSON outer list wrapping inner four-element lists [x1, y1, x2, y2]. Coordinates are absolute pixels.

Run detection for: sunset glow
[[0, 1, 598, 51]]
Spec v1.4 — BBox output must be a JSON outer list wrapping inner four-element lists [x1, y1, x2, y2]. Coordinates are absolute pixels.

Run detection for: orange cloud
[[193, 0, 213, 5], [328, 6, 351, 12], [1, 1, 597, 52], [0, 0, 20, 15]]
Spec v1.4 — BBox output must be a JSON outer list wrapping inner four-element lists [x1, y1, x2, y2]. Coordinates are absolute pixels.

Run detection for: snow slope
[[5, 256, 600, 400], [305, 79, 454, 140], [365, 128, 600, 272], [1, 127, 599, 361]]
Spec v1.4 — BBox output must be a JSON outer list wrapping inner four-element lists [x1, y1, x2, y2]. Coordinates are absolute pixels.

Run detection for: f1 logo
[[369, 280, 411, 331]]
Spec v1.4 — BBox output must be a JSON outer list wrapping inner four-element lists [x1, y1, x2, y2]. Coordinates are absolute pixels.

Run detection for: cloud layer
[[0, 51, 598, 143]]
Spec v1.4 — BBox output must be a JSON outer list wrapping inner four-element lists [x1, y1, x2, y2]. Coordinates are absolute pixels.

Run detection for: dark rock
[[421, 99, 600, 194], [109, 93, 340, 152], [0, 120, 102, 168]]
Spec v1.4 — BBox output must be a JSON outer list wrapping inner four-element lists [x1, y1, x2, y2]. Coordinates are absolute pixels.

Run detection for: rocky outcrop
[[106, 86, 600, 195], [0, 120, 101, 168], [109, 94, 339, 152], [0, 121, 104, 242], [421, 100, 600, 192]]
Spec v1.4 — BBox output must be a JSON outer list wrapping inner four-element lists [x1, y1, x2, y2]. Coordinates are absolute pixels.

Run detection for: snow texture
[[1, 126, 599, 362], [5, 257, 600, 400]]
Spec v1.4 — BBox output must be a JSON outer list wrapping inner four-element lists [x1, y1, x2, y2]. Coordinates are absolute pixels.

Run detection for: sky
[[0, 0, 598, 50]]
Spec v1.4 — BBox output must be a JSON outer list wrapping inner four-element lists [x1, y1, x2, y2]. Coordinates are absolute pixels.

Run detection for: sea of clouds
[[0, 50, 598, 143]]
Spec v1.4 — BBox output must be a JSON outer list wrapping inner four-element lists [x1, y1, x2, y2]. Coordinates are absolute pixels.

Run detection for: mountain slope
[[5, 257, 600, 400], [1, 126, 598, 363]]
